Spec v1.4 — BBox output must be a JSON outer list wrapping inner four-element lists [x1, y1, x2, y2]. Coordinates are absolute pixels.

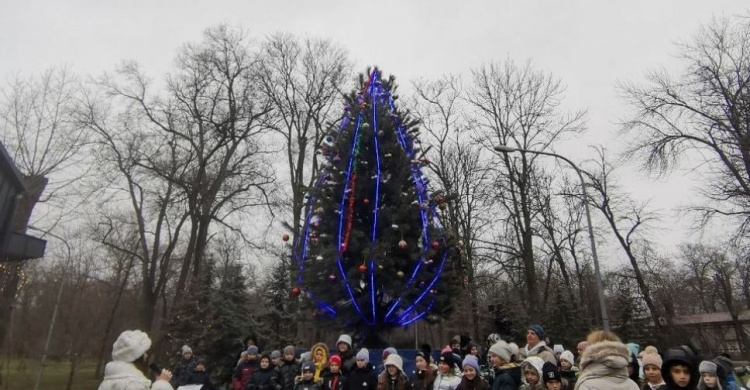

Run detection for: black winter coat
[[187, 370, 214, 390], [347, 365, 378, 390], [321, 370, 347, 390], [172, 357, 198, 387], [490, 364, 521, 390], [408, 368, 435, 390], [248, 367, 281, 390], [277, 359, 301, 390], [339, 350, 357, 375]]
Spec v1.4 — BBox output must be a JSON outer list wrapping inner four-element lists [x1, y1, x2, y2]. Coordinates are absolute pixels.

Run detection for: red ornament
[[291, 287, 300, 296], [431, 240, 440, 250], [358, 264, 368, 273], [398, 240, 408, 249], [282, 234, 290, 242], [363, 198, 370, 205]]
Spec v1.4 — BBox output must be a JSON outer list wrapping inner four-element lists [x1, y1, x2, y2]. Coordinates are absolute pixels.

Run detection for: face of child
[[451, 342, 460, 350], [261, 358, 270, 369], [273, 357, 281, 366], [248, 353, 258, 362], [670, 365, 691, 388], [489, 353, 503, 367], [438, 361, 450, 374], [644, 365, 662, 384], [303, 371, 314, 380], [415, 356, 427, 370], [545, 380, 561, 390], [387, 365, 398, 376], [470, 346, 478, 356], [285, 353, 295, 362], [330, 363, 340, 373], [525, 370, 539, 385], [560, 360, 572, 370], [702, 373, 717, 388], [462, 366, 477, 380], [338, 343, 349, 354], [315, 350, 324, 362], [195, 363, 205, 372]]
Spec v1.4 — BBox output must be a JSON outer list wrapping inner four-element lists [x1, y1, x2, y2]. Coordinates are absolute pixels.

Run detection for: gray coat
[[574, 341, 640, 390]]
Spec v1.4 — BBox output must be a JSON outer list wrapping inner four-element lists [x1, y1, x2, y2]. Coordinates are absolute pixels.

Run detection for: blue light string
[[367, 73, 380, 325], [400, 299, 435, 326], [335, 111, 371, 325]]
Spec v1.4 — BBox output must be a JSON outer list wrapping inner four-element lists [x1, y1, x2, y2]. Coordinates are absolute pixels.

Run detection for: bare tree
[[584, 148, 664, 331], [620, 16, 750, 239], [0, 66, 89, 354], [412, 75, 494, 341], [466, 58, 586, 320]]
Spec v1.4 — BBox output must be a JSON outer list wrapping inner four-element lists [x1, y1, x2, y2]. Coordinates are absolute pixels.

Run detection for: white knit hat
[[384, 353, 403, 373], [356, 348, 370, 363], [112, 330, 151, 362], [336, 334, 352, 348], [522, 356, 545, 375], [553, 344, 564, 354], [489, 340, 512, 363], [560, 350, 575, 365], [182, 345, 193, 356]]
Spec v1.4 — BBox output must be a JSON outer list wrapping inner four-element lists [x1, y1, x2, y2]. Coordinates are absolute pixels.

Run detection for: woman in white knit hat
[[98, 330, 173, 390]]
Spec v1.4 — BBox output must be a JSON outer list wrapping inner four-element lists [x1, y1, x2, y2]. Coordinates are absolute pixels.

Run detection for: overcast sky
[[2, 0, 748, 266]]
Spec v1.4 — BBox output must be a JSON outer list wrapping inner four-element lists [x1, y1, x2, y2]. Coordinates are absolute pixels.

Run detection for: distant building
[[673, 310, 750, 358], [0, 141, 46, 262]]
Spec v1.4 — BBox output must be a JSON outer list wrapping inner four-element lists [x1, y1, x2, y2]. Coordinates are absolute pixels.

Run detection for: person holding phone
[[98, 330, 173, 390]]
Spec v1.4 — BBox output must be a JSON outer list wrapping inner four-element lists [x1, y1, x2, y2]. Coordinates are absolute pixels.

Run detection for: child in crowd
[[558, 350, 577, 388], [295, 362, 321, 390], [247, 354, 279, 390], [698, 360, 727, 390], [311, 343, 329, 383], [378, 354, 408, 390], [520, 357, 545, 390], [408, 348, 435, 390], [278, 346, 300, 390], [434, 350, 461, 390], [662, 346, 699, 390], [542, 362, 567, 390], [321, 355, 347, 390], [456, 355, 489, 390], [642, 351, 666, 390], [349, 348, 378, 390]]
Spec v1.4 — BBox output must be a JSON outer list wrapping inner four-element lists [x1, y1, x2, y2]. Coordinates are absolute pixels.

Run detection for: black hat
[[439, 351, 454, 367], [542, 362, 561, 383]]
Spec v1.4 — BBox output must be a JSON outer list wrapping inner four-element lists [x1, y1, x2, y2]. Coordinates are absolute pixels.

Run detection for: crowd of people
[[97, 325, 750, 390]]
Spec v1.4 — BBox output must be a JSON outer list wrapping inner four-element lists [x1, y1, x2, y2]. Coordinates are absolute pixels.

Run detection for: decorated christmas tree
[[289, 68, 459, 346]]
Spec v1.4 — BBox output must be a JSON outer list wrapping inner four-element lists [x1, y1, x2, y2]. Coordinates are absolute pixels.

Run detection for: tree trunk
[[95, 258, 134, 379]]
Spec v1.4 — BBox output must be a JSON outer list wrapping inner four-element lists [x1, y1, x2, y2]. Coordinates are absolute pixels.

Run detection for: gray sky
[[2, 0, 747, 266]]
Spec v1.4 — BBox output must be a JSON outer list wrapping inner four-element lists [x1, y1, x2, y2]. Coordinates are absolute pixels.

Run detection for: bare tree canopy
[[620, 16, 750, 238]]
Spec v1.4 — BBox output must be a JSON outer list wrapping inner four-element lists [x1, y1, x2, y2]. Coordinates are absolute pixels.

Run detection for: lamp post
[[493, 145, 610, 331]]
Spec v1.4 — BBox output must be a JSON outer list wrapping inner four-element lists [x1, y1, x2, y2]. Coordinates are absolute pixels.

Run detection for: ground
[[0, 358, 99, 390]]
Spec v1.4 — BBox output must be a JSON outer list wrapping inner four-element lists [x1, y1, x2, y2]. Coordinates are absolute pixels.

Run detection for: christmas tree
[[290, 68, 458, 345]]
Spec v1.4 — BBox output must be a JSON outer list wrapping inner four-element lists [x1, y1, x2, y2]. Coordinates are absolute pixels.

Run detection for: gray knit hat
[[489, 340, 512, 363], [284, 345, 296, 355], [699, 360, 717, 375]]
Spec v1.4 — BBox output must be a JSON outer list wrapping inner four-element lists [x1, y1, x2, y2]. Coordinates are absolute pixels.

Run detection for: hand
[[157, 369, 172, 382]]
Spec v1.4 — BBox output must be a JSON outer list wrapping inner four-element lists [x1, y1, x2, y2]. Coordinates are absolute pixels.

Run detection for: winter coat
[[432, 371, 461, 390], [574, 341, 640, 390], [339, 350, 357, 375], [248, 367, 281, 390], [295, 379, 322, 390], [378, 371, 408, 390], [321, 370, 347, 390], [278, 359, 301, 390], [490, 363, 521, 390], [98, 361, 173, 390], [187, 370, 214, 390], [455, 375, 489, 390], [561, 370, 578, 389], [348, 364, 378, 390], [521, 342, 555, 360], [518, 383, 544, 390], [661, 347, 699, 390], [408, 368, 436, 390], [311, 343, 330, 383], [234, 361, 261, 390], [172, 356, 197, 387]]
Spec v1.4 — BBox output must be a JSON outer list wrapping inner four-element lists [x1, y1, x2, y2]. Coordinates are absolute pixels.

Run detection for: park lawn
[[1, 358, 100, 390]]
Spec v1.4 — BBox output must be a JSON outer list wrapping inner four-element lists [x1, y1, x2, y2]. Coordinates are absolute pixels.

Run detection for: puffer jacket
[[378, 371, 408, 390], [433, 371, 461, 390], [248, 366, 281, 390], [490, 363, 521, 390], [574, 341, 640, 390], [455, 375, 489, 390], [349, 364, 378, 390], [277, 359, 301, 390], [98, 361, 173, 390]]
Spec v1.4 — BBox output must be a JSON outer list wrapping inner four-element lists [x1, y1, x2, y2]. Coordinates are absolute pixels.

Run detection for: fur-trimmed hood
[[576, 341, 639, 390]]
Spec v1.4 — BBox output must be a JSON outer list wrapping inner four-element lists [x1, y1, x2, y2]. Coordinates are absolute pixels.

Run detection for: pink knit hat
[[642, 353, 663, 369]]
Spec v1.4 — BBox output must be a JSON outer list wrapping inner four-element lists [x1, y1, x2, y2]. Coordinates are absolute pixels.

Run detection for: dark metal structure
[[0, 142, 46, 262]]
